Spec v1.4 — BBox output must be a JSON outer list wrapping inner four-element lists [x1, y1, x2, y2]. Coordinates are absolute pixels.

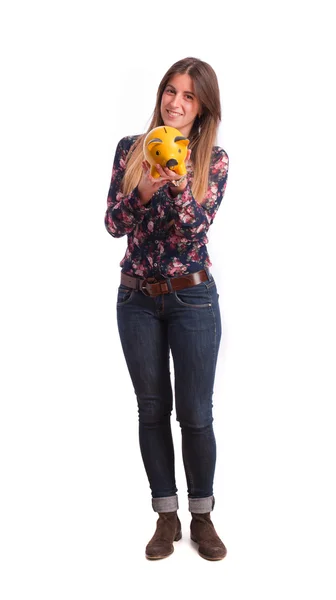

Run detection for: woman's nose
[[170, 93, 182, 106]]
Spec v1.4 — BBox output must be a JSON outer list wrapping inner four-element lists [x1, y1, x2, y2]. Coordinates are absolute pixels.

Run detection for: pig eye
[[156, 151, 160, 156]]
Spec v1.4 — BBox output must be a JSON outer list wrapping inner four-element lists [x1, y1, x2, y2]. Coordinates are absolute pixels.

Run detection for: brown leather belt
[[120, 269, 209, 297]]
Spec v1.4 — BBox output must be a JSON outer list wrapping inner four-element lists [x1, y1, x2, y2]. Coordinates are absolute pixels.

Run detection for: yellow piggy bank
[[143, 126, 189, 178]]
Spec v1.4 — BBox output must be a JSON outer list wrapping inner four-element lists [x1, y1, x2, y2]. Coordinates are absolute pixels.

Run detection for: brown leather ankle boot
[[145, 511, 182, 560], [190, 512, 227, 561]]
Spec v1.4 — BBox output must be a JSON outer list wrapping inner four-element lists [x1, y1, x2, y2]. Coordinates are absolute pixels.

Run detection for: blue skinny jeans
[[116, 273, 221, 514]]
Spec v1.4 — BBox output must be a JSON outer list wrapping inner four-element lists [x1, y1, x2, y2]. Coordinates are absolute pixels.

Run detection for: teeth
[[167, 110, 182, 116]]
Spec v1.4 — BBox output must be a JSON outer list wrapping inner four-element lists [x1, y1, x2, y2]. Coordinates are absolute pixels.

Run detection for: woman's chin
[[163, 116, 181, 128]]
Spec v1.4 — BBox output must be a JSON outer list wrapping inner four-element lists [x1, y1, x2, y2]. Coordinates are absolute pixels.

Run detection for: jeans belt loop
[[165, 277, 173, 293]]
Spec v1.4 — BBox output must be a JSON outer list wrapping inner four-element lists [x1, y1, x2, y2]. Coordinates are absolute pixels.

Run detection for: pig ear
[[174, 136, 189, 146], [147, 137, 163, 149]]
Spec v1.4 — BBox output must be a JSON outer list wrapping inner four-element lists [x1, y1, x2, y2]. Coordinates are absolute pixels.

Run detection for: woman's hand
[[160, 149, 191, 196], [138, 161, 171, 205], [138, 150, 191, 204]]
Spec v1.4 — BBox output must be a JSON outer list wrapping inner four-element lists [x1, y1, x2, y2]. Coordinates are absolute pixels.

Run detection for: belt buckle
[[140, 277, 156, 297], [140, 279, 150, 296]]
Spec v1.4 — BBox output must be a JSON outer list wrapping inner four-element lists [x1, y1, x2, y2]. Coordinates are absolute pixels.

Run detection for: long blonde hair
[[122, 57, 222, 204]]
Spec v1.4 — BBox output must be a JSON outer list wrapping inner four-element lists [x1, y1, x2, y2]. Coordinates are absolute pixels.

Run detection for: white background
[[1, 0, 335, 598]]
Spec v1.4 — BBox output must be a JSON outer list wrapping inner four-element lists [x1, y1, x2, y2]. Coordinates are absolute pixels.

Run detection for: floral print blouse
[[105, 135, 229, 278]]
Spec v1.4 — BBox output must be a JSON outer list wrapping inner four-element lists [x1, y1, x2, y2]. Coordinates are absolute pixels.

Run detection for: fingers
[[155, 163, 185, 183], [142, 162, 164, 180], [156, 164, 179, 180], [141, 163, 171, 187], [142, 161, 188, 186], [155, 164, 171, 178]]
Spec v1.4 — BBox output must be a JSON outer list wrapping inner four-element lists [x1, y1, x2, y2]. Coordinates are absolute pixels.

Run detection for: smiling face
[[160, 73, 201, 137]]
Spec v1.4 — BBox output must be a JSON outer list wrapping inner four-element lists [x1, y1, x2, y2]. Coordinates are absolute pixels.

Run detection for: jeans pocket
[[174, 283, 212, 308], [117, 285, 134, 306]]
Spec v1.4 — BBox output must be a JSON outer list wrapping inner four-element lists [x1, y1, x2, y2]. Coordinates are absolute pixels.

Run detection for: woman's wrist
[[137, 184, 152, 205]]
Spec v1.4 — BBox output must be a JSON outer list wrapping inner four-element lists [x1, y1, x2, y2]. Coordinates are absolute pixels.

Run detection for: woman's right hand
[[138, 161, 171, 205]]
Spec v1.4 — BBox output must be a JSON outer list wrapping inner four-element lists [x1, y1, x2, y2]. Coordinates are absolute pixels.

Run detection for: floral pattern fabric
[[105, 135, 229, 278]]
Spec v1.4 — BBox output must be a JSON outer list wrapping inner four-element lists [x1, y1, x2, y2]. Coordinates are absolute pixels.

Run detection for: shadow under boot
[[190, 512, 227, 561], [145, 511, 182, 560]]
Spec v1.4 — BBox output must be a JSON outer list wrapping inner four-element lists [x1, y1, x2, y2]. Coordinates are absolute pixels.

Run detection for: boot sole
[[145, 530, 182, 560], [190, 535, 227, 561]]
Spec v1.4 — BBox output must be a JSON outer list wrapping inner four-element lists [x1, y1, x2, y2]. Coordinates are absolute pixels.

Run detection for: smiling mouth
[[167, 109, 183, 117]]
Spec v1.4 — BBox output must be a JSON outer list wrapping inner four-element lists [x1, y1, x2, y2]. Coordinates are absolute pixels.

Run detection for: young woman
[[105, 57, 229, 561]]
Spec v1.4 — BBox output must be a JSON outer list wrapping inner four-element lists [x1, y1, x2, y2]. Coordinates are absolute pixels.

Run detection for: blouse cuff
[[166, 182, 190, 203], [122, 186, 151, 216]]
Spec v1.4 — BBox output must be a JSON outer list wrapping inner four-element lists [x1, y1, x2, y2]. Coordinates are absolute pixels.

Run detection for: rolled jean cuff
[[189, 496, 215, 513], [152, 495, 179, 513]]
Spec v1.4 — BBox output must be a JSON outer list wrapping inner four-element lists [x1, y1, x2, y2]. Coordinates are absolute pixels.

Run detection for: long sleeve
[[104, 139, 229, 278], [169, 147, 229, 241], [104, 137, 150, 238]]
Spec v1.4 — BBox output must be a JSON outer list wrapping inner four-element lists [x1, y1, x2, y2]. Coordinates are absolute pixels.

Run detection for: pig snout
[[166, 158, 178, 169]]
